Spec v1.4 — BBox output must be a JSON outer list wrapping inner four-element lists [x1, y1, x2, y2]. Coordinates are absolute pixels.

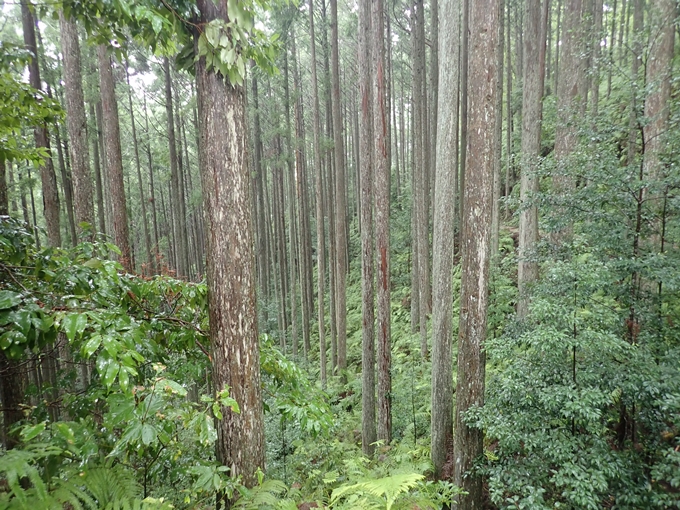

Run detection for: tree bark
[[195, 0, 265, 490], [517, 0, 545, 318], [453, 0, 499, 505], [164, 57, 189, 278], [59, 12, 94, 239], [309, 0, 327, 386], [125, 63, 153, 273], [358, 0, 376, 456], [21, 0, 61, 247], [372, 0, 392, 445], [643, 0, 675, 181], [97, 45, 131, 269], [432, 0, 461, 480], [331, 0, 348, 376]]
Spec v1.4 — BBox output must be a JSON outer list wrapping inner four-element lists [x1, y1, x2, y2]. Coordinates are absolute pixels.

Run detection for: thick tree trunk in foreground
[[195, 0, 264, 491], [21, 0, 61, 247], [59, 12, 94, 239], [97, 45, 131, 269], [453, 0, 499, 505], [358, 0, 376, 457], [372, 0, 392, 445], [432, 0, 461, 480]]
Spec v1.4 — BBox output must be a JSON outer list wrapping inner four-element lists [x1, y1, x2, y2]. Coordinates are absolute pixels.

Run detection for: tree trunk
[[195, 0, 265, 490], [21, 0, 61, 247], [643, 0, 675, 181], [125, 63, 153, 273], [97, 45, 131, 269], [143, 94, 161, 268], [432, 0, 461, 479], [91, 101, 107, 236], [453, 0, 499, 506], [552, 0, 586, 241], [0, 157, 7, 215], [0, 352, 26, 450], [309, 0, 327, 386], [59, 11, 94, 239], [517, 0, 545, 318], [331, 0, 348, 376], [164, 57, 188, 278], [372, 0, 392, 445], [358, 0, 376, 456]]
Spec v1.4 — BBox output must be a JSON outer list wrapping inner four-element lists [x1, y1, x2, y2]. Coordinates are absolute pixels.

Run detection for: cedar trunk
[[453, 0, 499, 506], [195, 0, 265, 490]]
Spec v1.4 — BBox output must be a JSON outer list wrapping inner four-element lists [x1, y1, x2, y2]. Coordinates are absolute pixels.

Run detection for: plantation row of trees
[[1, 0, 679, 507]]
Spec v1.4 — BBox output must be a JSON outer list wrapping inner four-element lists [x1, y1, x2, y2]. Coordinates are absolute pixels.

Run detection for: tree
[[97, 45, 131, 270], [431, 0, 461, 480], [358, 0, 376, 457], [59, 12, 94, 239], [21, 0, 61, 247], [195, 0, 265, 492], [308, 0, 327, 386], [330, 0, 348, 376], [453, 0, 499, 505], [372, 0, 392, 445], [517, 0, 545, 318], [164, 57, 189, 278]]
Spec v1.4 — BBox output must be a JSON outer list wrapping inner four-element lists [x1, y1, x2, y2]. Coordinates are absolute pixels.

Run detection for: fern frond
[[330, 473, 424, 510]]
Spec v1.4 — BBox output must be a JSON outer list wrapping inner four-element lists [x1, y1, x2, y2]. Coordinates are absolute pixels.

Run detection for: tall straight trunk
[[164, 57, 188, 278], [491, 1, 505, 257], [0, 158, 7, 215], [607, 0, 618, 98], [21, 0, 61, 247], [282, 47, 299, 357], [505, 0, 512, 220], [643, 0, 675, 181], [590, 0, 603, 114], [174, 84, 191, 277], [429, 0, 439, 197], [125, 64, 153, 272], [91, 101, 106, 235], [97, 45, 131, 269], [0, 352, 26, 450], [553, 0, 585, 236], [331, 0, 348, 375], [195, 0, 264, 489], [59, 11, 94, 239], [372, 0, 391, 444], [143, 94, 161, 266], [432, 0, 461, 479], [412, 0, 429, 357], [309, 0, 327, 386], [453, 0, 499, 505], [458, 0, 470, 226], [358, 0, 376, 456], [251, 64, 269, 298], [54, 121, 77, 246], [517, 0, 545, 318], [321, 0, 337, 370], [291, 31, 313, 360]]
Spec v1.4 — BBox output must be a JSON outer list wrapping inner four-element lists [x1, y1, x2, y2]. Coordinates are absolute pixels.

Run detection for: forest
[[0, 0, 679, 507]]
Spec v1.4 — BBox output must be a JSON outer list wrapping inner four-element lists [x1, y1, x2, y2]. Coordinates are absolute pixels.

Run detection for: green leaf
[[141, 423, 156, 446], [20, 421, 46, 442], [0, 290, 21, 310], [82, 258, 102, 269], [163, 379, 187, 397], [62, 312, 87, 342], [103, 360, 120, 388], [102, 334, 119, 357], [82, 334, 102, 358]]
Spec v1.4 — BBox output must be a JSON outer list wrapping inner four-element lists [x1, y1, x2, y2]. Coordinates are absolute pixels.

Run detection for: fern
[[0, 448, 172, 510], [330, 473, 424, 510]]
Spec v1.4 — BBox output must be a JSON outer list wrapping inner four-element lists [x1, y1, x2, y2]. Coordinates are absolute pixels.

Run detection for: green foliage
[[0, 43, 63, 165]]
